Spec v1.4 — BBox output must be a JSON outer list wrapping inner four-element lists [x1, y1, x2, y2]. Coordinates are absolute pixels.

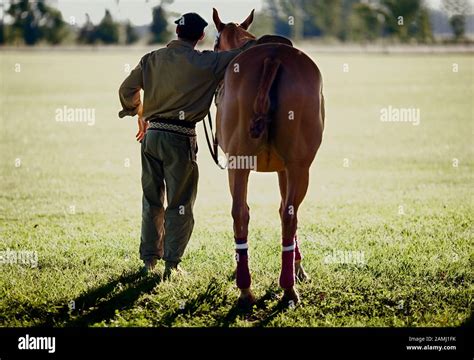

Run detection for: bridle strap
[[214, 32, 221, 51], [205, 33, 224, 168], [203, 111, 225, 169]]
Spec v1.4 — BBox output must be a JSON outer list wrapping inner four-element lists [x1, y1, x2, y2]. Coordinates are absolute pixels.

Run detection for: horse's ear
[[213, 8, 225, 32], [240, 9, 254, 30]]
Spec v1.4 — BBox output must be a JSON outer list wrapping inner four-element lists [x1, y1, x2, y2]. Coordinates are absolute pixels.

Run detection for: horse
[[212, 8, 325, 307]]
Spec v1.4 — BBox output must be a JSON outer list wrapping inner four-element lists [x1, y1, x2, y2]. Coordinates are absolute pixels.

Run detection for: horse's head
[[212, 8, 256, 52]]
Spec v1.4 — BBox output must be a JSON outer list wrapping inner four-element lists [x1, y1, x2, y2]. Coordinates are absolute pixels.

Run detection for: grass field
[[0, 48, 472, 327]]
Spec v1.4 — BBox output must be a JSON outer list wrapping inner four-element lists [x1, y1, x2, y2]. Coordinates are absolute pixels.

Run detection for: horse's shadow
[[215, 286, 288, 327], [38, 270, 162, 327], [153, 277, 290, 327]]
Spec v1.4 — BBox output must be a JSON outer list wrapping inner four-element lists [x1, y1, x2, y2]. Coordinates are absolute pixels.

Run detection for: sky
[[0, 0, 450, 26], [52, 0, 264, 26]]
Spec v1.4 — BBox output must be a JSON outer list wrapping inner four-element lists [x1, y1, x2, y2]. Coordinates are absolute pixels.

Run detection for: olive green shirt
[[118, 39, 255, 122]]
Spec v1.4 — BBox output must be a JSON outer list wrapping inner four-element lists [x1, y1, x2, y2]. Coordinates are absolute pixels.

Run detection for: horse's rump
[[219, 44, 323, 171]]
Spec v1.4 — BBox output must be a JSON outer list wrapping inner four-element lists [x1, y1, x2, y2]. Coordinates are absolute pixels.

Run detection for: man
[[118, 13, 255, 279]]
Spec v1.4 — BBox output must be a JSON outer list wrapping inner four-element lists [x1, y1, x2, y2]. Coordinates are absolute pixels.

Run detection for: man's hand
[[136, 104, 147, 142]]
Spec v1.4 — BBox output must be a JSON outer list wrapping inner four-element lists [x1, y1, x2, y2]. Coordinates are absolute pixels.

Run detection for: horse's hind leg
[[277, 171, 309, 283], [228, 168, 255, 308], [279, 165, 310, 304]]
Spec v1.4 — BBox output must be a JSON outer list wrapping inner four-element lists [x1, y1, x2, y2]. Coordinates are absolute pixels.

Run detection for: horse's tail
[[249, 56, 281, 139]]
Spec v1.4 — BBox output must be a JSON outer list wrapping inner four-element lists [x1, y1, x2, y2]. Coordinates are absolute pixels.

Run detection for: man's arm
[[118, 59, 144, 118], [213, 40, 257, 81]]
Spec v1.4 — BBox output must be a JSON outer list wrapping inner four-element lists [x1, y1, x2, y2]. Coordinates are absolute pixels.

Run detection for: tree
[[77, 14, 96, 44], [6, 0, 69, 45], [125, 21, 139, 44], [300, 0, 343, 38], [340, 0, 360, 41], [411, 7, 433, 43], [350, 3, 384, 42], [266, 0, 291, 38], [0, 20, 4, 45], [77, 10, 119, 45], [375, 0, 434, 42], [149, 5, 170, 44], [7, 0, 41, 45], [277, 0, 304, 40], [42, 7, 69, 44], [95, 10, 119, 44], [443, 0, 470, 40], [450, 15, 466, 39], [379, 0, 422, 41]]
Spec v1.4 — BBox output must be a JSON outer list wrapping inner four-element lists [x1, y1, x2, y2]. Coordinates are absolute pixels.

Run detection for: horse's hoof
[[282, 288, 300, 307], [237, 289, 256, 309], [295, 261, 310, 283]]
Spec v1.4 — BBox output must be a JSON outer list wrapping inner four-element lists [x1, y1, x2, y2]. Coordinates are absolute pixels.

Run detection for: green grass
[[0, 49, 473, 327]]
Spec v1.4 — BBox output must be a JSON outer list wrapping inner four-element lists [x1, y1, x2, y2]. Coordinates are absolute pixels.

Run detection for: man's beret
[[174, 13, 208, 36]]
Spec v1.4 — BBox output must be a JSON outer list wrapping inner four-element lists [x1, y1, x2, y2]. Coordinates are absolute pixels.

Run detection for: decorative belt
[[147, 118, 196, 137]]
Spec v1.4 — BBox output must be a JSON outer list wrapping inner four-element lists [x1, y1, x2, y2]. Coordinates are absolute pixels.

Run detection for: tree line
[[0, 0, 471, 46], [0, 0, 171, 45], [253, 0, 472, 43]]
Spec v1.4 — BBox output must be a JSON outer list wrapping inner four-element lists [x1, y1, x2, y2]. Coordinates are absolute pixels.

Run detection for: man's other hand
[[136, 116, 148, 142], [136, 104, 147, 142]]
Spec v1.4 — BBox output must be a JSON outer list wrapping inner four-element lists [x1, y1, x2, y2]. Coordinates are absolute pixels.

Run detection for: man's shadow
[[38, 270, 162, 327]]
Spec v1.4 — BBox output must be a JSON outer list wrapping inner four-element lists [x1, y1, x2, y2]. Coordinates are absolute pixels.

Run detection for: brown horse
[[213, 8, 325, 306]]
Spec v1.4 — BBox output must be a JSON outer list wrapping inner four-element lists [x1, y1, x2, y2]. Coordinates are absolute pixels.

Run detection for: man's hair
[[177, 27, 203, 42]]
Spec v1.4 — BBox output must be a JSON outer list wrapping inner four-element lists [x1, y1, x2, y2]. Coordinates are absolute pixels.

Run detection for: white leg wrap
[[282, 243, 295, 252], [235, 243, 249, 250]]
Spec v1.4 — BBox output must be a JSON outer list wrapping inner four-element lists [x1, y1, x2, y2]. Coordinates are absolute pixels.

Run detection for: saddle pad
[[256, 35, 293, 47]]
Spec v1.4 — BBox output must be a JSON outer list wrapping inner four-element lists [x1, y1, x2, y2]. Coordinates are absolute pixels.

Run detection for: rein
[[206, 28, 253, 169], [214, 32, 221, 51], [203, 111, 225, 169], [202, 33, 223, 169]]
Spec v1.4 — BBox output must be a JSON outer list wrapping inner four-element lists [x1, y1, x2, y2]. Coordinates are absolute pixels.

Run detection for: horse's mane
[[228, 23, 256, 42]]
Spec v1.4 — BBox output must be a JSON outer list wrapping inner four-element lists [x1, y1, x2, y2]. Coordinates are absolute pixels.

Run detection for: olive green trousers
[[139, 130, 198, 266]]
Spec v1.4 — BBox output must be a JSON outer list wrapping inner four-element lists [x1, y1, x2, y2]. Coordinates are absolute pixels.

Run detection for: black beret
[[174, 13, 208, 32]]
